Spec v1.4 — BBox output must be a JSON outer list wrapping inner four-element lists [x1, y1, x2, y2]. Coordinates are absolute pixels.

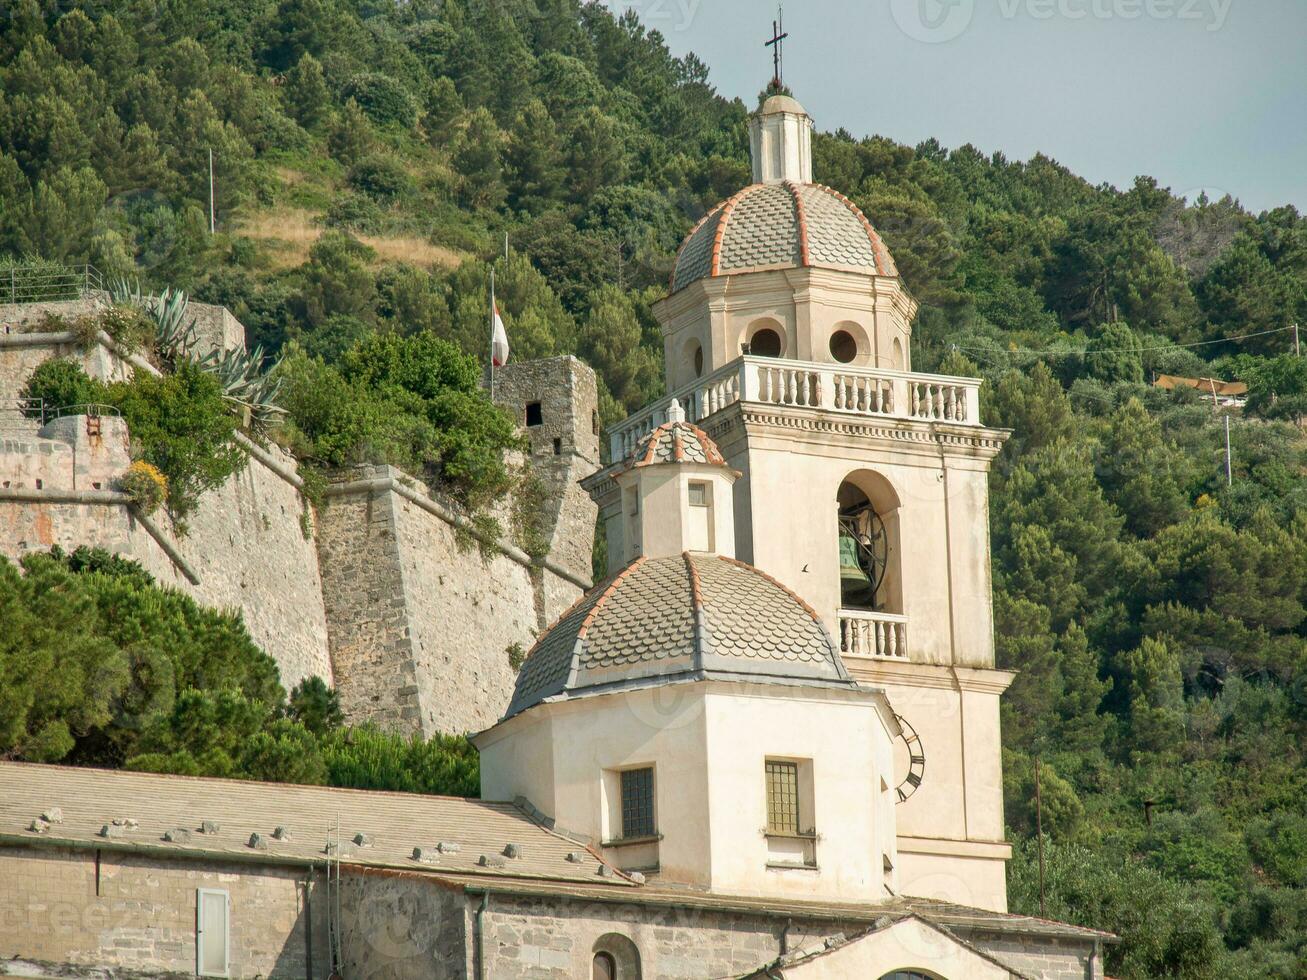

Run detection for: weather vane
[[765, 5, 788, 90]]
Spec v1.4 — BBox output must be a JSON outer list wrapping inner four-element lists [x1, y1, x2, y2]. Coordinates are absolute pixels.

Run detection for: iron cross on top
[[765, 12, 788, 88]]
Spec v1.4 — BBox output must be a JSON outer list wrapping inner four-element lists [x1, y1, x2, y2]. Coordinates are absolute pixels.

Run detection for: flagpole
[[488, 267, 496, 399]]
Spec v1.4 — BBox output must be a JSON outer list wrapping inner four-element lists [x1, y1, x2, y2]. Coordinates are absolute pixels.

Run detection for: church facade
[[0, 94, 1114, 979]]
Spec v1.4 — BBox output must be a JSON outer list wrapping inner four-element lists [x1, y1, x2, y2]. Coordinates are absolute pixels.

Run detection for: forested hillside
[[0, 1, 1304, 977]]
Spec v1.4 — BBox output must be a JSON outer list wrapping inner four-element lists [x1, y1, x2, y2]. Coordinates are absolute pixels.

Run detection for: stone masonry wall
[[0, 844, 330, 979], [0, 327, 332, 691], [492, 356, 600, 583], [317, 466, 588, 736], [954, 930, 1104, 980], [338, 870, 467, 978], [1, 303, 600, 729]]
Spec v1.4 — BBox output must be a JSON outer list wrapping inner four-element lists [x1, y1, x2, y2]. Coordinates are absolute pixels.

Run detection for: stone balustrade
[[837, 609, 909, 660], [610, 356, 982, 460]]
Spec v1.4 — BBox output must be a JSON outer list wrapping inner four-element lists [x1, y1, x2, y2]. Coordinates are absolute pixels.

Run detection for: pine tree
[[284, 53, 330, 131], [453, 107, 505, 210], [422, 77, 463, 146], [505, 98, 563, 214]]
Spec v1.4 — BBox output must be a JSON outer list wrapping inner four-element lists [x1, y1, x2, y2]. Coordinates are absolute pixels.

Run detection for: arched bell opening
[[836, 471, 903, 615]]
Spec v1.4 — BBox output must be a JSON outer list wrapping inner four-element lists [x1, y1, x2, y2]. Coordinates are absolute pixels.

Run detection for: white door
[[196, 888, 230, 977]]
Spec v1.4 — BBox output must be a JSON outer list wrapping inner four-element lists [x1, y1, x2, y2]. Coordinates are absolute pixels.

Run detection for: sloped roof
[[671, 181, 898, 293], [0, 762, 634, 886], [504, 553, 853, 719]]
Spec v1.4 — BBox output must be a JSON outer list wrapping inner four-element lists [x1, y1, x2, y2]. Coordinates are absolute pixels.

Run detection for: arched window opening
[[829, 329, 858, 363], [750, 328, 782, 358], [592, 934, 641, 979], [836, 472, 902, 615], [694, 344, 705, 377], [878, 972, 939, 980], [892, 336, 905, 371], [592, 952, 616, 980]]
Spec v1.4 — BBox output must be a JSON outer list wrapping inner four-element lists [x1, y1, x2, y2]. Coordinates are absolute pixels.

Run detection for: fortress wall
[[314, 484, 424, 731], [0, 444, 332, 691], [318, 466, 590, 736], [0, 330, 332, 692], [2, 308, 601, 731]]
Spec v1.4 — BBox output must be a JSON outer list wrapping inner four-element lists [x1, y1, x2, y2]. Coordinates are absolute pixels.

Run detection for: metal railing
[[0, 399, 120, 430], [609, 355, 984, 460], [1, 263, 103, 305], [838, 608, 909, 660], [40, 402, 121, 423]]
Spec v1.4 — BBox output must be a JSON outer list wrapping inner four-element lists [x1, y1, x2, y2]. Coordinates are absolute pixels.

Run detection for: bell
[[839, 532, 876, 608]]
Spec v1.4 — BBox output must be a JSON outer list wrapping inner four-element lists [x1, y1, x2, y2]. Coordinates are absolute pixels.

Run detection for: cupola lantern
[[748, 94, 813, 184]]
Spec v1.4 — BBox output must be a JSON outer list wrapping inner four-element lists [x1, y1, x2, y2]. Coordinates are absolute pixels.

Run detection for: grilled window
[[766, 761, 800, 834], [620, 767, 655, 839]]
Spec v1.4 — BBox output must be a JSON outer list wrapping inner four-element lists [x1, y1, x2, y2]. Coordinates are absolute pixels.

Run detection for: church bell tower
[[584, 92, 1016, 912]]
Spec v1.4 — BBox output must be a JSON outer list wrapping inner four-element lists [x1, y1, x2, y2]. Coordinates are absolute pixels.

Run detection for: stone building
[[0, 90, 1117, 978], [0, 762, 1112, 979]]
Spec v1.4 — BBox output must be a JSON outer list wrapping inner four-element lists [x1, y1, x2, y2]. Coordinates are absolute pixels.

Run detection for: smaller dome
[[622, 417, 728, 471], [760, 94, 807, 116], [504, 553, 853, 719]]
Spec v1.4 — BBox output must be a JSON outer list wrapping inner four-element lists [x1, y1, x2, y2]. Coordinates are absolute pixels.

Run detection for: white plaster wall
[[655, 269, 916, 390], [732, 431, 997, 670], [702, 688, 896, 901], [893, 849, 1010, 916], [479, 683, 897, 902]]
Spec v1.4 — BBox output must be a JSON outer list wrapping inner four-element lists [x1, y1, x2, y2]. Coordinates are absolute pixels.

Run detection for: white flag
[[491, 301, 509, 368]]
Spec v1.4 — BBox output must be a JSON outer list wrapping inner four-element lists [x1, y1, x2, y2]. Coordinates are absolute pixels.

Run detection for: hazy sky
[[606, 0, 1306, 213]]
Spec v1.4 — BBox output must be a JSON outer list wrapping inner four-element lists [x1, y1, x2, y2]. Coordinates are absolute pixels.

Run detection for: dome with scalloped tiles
[[503, 553, 854, 719], [670, 180, 898, 294]]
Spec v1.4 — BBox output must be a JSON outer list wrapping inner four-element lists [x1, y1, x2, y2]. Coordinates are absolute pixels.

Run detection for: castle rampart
[[0, 298, 598, 733]]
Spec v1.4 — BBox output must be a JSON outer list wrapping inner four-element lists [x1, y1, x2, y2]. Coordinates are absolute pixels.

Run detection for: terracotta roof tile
[[670, 181, 897, 293]]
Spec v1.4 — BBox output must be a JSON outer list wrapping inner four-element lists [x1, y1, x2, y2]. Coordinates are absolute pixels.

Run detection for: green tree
[[504, 98, 563, 214], [421, 76, 463, 145], [453, 107, 506, 210], [283, 53, 330, 130], [1098, 398, 1188, 536]]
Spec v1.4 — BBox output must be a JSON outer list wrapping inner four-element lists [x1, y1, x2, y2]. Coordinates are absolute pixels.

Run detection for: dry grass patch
[[235, 209, 463, 270], [357, 235, 462, 268]]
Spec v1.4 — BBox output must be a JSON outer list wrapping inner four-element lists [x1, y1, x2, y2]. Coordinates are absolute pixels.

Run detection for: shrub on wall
[[20, 358, 100, 415], [105, 362, 245, 521], [21, 360, 244, 519], [118, 460, 168, 514]]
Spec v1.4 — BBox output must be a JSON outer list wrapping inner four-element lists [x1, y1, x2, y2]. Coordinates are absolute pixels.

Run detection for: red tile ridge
[[577, 557, 645, 641]]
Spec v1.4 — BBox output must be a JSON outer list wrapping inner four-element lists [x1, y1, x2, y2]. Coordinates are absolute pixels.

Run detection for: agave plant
[[148, 287, 198, 363], [107, 275, 142, 306], [198, 344, 287, 432]]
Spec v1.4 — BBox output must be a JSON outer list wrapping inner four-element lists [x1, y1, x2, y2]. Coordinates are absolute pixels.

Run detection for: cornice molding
[[847, 659, 1016, 695]]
